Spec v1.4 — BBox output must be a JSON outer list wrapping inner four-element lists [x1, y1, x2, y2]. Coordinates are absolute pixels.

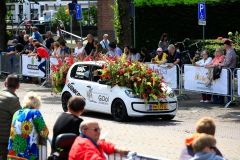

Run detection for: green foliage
[[89, 4, 98, 26], [52, 6, 70, 26], [134, 0, 228, 6], [134, 1, 240, 53], [110, 1, 121, 43]]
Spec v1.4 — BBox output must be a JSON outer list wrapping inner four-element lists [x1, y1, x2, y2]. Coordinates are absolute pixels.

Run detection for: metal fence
[[0, 52, 21, 75]]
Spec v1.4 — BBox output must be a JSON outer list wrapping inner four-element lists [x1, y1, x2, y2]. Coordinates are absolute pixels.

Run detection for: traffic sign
[[75, 4, 82, 20], [198, 2, 206, 20], [198, 20, 206, 25]]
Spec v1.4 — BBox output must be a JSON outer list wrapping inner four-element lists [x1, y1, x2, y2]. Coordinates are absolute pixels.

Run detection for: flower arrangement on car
[[99, 55, 169, 104], [51, 56, 75, 93], [51, 54, 170, 105]]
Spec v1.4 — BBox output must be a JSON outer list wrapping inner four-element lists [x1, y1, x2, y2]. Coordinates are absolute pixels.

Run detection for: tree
[[0, 0, 38, 51], [117, 0, 131, 49]]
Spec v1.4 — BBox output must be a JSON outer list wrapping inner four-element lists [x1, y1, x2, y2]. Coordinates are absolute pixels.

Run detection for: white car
[[61, 61, 178, 122]]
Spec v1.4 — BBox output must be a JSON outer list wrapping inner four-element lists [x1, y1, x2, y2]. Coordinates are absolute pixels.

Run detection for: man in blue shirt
[[108, 42, 122, 57], [31, 26, 41, 42], [60, 41, 70, 60]]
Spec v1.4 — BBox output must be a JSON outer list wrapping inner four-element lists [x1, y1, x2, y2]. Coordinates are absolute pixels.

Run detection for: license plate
[[149, 104, 168, 110]]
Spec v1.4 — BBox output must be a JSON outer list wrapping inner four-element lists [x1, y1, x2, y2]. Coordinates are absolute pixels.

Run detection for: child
[[190, 133, 225, 160]]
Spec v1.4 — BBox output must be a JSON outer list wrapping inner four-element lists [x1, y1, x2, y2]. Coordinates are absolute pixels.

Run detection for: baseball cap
[[157, 47, 163, 52], [11, 39, 18, 43], [223, 40, 231, 46]]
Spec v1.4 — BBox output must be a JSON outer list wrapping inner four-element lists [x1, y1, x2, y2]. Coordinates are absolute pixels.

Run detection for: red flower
[[68, 55, 74, 65], [62, 78, 66, 82], [137, 81, 142, 86], [8, 149, 16, 155], [120, 71, 124, 75], [57, 59, 62, 66], [133, 76, 138, 81], [150, 77, 153, 81], [118, 83, 120, 86], [21, 133, 28, 138], [102, 64, 105, 69]]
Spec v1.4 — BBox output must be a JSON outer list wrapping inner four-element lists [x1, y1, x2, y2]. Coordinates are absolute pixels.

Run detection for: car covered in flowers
[[60, 58, 178, 122]]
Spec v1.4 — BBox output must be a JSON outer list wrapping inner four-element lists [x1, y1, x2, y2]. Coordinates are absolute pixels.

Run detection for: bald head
[[80, 120, 98, 131], [80, 120, 101, 142]]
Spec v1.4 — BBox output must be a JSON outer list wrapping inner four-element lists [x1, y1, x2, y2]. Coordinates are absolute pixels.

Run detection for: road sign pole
[[80, 21, 82, 38], [203, 25, 205, 48]]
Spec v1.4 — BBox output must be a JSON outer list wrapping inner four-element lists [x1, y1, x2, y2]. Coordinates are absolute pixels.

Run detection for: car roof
[[73, 61, 107, 66]]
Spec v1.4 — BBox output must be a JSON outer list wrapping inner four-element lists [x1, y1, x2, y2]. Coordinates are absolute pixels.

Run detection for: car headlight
[[125, 90, 138, 98], [169, 90, 175, 98]]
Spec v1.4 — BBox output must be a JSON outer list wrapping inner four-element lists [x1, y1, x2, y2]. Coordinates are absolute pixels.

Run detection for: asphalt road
[[1, 79, 240, 160]]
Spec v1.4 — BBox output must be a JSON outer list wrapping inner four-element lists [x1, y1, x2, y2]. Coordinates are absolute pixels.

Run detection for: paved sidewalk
[[1, 79, 239, 160]]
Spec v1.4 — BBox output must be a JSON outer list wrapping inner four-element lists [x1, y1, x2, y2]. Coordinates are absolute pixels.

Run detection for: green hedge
[[135, 1, 240, 51]]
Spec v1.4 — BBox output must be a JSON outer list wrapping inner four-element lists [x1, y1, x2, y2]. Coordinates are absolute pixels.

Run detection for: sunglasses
[[210, 146, 217, 152], [84, 127, 102, 132]]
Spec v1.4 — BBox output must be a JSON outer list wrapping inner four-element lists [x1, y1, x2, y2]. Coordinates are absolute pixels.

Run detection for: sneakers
[[200, 100, 210, 103]]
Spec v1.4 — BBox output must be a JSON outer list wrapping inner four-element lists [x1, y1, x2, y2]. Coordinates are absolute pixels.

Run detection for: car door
[[85, 65, 111, 113], [68, 64, 94, 110]]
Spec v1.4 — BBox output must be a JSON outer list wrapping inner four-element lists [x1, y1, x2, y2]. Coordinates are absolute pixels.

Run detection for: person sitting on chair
[[69, 120, 130, 160]]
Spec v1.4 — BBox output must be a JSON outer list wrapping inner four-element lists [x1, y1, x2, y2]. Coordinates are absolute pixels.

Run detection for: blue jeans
[[38, 60, 46, 76]]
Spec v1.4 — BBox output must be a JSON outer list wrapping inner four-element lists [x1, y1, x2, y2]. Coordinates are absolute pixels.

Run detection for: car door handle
[[71, 82, 75, 85]]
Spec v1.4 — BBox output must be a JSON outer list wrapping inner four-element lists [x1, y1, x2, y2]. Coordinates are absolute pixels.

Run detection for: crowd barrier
[[0, 52, 21, 75], [0, 52, 239, 107], [182, 64, 237, 108]]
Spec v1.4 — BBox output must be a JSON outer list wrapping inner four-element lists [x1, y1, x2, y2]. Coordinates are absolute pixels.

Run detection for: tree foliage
[[134, 0, 226, 6]]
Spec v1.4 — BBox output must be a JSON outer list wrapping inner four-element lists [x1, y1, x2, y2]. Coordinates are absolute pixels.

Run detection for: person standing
[[85, 34, 95, 55], [218, 40, 236, 103], [0, 74, 21, 160], [192, 50, 213, 103], [17, 30, 25, 46], [28, 42, 50, 78], [7, 92, 49, 160], [158, 33, 169, 53], [100, 34, 110, 50], [31, 26, 41, 42], [45, 31, 54, 52]]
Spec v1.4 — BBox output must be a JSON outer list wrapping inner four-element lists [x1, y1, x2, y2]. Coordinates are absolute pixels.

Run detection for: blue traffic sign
[[76, 4, 82, 20], [198, 2, 206, 20]]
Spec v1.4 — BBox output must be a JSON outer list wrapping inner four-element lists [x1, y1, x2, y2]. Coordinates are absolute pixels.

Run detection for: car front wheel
[[61, 92, 72, 112], [111, 99, 129, 122]]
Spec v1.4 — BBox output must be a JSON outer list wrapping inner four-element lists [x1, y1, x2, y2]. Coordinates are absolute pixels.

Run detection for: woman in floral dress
[[7, 92, 49, 160]]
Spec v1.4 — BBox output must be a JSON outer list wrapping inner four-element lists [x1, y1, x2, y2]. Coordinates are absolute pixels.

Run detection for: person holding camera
[[28, 42, 50, 78]]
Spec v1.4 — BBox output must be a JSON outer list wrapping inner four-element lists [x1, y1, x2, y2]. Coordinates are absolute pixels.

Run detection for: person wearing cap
[[100, 34, 110, 50], [7, 39, 24, 58], [151, 47, 168, 64], [218, 40, 236, 104]]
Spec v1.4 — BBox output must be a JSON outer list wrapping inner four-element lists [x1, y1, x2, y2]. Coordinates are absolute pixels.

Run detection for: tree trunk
[[117, 0, 131, 49], [72, 0, 78, 30], [0, 0, 8, 51]]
